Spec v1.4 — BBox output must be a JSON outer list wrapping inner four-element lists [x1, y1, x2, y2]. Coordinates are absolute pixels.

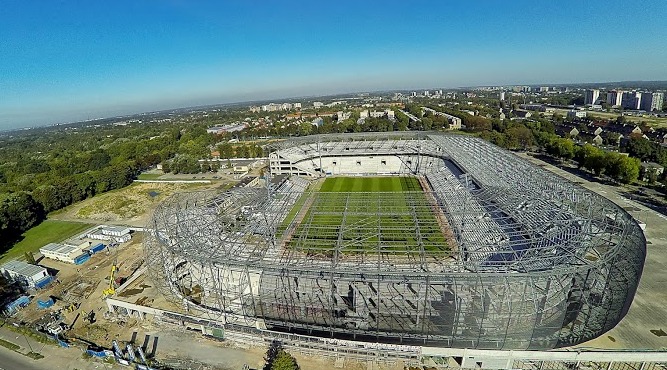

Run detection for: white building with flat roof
[[0, 260, 50, 289], [40, 243, 87, 264], [567, 110, 587, 119], [101, 226, 131, 237], [87, 225, 132, 243]]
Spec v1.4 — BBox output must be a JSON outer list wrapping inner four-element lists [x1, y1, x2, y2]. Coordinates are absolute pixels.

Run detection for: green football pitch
[[281, 176, 449, 255], [319, 176, 422, 193]]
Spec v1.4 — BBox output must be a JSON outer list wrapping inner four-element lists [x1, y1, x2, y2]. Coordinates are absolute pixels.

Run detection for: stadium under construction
[[144, 132, 646, 351]]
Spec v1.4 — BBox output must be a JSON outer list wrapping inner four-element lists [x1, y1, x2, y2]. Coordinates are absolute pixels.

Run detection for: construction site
[[4, 132, 667, 370]]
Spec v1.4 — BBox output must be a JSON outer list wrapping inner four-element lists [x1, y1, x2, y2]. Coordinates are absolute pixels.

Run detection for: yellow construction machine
[[102, 263, 118, 299]]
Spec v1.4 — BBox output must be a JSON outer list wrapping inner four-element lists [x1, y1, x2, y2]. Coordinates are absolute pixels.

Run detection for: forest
[[0, 120, 215, 250]]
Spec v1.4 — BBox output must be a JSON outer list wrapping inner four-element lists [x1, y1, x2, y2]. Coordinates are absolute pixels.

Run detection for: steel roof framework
[[144, 132, 646, 350]]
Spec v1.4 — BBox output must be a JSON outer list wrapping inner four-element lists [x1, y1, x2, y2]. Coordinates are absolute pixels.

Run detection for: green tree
[[505, 125, 534, 150], [24, 251, 36, 264], [464, 115, 492, 132], [32, 185, 61, 213], [0, 192, 44, 240], [625, 137, 654, 161], [217, 143, 234, 159], [270, 350, 299, 370], [579, 145, 606, 175], [263, 341, 299, 370], [575, 144, 597, 169], [615, 155, 640, 184], [546, 138, 576, 161], [604, 132, 621, 146], [88, 150, 111, 171]]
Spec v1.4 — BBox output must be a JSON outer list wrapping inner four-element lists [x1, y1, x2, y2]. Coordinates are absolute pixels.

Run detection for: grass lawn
[[554, 108, 667, 128], [0, 220, 94, 263], [137, 173, 164, 180], [320, 176, 421, 192], [282, 176, 448, 254]]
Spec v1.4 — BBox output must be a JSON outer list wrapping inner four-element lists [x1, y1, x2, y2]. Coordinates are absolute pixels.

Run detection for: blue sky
[[1, 0, 666, 129]]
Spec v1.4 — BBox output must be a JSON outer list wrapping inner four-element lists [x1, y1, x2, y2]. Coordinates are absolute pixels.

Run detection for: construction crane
[[102, 263, 118, 299]]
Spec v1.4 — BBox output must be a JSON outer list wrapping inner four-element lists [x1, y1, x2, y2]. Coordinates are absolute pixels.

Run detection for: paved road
[[0, 326, 115, 370], [0, 347, 43, 370]]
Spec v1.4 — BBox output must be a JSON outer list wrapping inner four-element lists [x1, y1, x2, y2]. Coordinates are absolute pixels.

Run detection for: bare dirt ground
[[16, 235, 146, 345], [50, 181, 224, 227], [119, 323, 401, 370]]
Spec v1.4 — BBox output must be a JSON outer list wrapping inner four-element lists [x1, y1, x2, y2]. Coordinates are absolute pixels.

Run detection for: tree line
[[0, 121, 216, 250], [456, 109, 643, 184]]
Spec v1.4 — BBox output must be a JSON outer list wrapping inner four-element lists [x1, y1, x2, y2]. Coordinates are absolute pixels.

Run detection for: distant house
[[608, 123, 642, 137], [421, 107, 462, 129], [579, 132, 603, 145], [206, 127, 226, 134], [512, 110, 532, 119], [206, 123, 246, 135], [555, 125, 579, 138], [589, 126, 603, 136], [233, 165, 249, 174]]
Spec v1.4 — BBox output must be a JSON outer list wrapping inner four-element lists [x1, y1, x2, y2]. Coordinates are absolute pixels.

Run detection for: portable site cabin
[[0, 260, 51, 289], [87, 226, 131, 243], [40, 242, 89, 265]]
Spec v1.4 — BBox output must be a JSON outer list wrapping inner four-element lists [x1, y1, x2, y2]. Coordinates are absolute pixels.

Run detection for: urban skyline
[[2, 0, 667, 129]]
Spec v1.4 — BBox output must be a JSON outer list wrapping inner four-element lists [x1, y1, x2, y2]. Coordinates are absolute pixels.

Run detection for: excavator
[[102, 263, 118, 299]]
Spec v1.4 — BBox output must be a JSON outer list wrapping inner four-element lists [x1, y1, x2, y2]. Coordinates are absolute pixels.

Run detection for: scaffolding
[[144, 132, 646, 350]]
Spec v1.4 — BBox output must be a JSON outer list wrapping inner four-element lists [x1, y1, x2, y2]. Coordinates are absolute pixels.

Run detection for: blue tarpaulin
[[4, 295, 30, 315], [73, 253, 90, 265], [90, 243, 105, 253], [56, 338, 69, 348], [86, 349, 107, 358], [37, 298, 54, 309], [34, 275, 53, 289]]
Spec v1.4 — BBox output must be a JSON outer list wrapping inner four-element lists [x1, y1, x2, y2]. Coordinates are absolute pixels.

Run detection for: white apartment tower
[[641, 92, 664, 112], [584, 89, 600, 105], [622, 92, 642, 110], [606, 90, 623, 106]]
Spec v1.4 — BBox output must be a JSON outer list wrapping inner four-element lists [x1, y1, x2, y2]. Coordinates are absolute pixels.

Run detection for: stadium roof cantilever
[[263, 131, 435, 151]]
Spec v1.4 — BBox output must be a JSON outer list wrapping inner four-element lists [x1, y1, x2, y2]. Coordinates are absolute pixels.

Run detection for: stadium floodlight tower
[[145, 131, 646, 350]]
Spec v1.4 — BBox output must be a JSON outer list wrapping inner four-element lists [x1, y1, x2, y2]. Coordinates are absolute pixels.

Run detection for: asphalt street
[[0, 347, 43, 370]]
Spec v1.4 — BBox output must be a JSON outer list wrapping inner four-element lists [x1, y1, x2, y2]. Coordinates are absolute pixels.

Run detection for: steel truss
[[144, 132, 646, 350]]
